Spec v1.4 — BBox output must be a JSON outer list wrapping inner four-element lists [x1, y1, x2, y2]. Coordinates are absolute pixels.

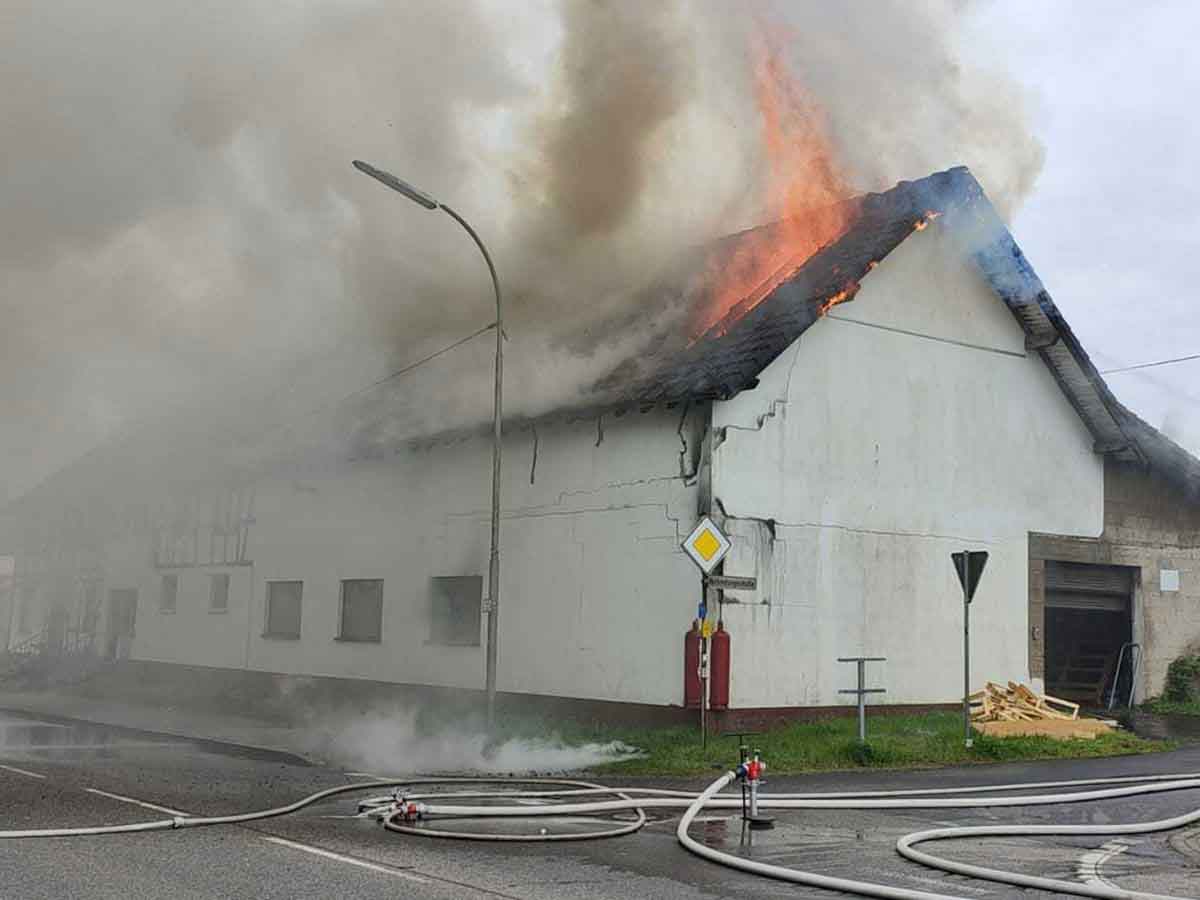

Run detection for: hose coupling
[[397, 802, 428, 822]]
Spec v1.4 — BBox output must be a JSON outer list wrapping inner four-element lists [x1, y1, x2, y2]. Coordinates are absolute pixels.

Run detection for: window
[[81, 583, 100, 634], [209, 573, 230, 613], [338, 579, 382, 642], [160, 575, 178, 613], [264, 581, 303, 639], [17, 586, 35, 633], [429, 576, 482, 646]]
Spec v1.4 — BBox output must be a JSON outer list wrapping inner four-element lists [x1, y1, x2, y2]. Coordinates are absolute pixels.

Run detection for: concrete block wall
[[1030, 460, 1200, 699]]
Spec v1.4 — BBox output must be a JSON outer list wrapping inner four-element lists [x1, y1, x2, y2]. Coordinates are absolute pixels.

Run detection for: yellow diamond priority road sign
[[682, 516, 731, 575]]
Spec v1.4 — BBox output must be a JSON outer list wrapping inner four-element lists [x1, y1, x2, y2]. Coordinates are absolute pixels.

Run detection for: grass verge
[[501, 711, 1173, 777]]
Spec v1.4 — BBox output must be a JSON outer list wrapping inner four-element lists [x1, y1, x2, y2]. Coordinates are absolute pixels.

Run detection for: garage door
[[1045, 562, 1133, 612]]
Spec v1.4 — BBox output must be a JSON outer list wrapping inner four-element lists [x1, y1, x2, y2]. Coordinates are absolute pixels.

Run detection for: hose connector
[[747, 758, 764, 782], [397, 802, 428, 822]]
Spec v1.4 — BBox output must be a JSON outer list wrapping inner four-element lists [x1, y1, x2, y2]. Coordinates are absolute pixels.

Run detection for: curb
[[0, 705, 317, 768]]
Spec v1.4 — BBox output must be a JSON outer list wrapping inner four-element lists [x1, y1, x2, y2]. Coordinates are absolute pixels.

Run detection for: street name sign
[[706, 574, 757, 591]]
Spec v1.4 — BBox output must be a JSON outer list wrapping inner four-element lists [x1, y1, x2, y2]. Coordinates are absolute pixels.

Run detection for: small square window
[[265, 581, 303, 639], [209, 573, 230, 613], [338, 579, 383, 643], [429, 576, 482, 646], [160, 575, 178, 613]]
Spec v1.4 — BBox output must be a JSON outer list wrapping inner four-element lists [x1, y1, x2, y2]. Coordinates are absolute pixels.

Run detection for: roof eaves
[[956, 194, 1147, 467]]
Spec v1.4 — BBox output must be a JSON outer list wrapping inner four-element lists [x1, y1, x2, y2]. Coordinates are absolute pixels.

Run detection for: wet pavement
[[0, 708, 1198, 899]]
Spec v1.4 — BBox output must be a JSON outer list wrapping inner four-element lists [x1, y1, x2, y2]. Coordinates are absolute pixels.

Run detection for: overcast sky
[[2, 1, 1198, 506], [966, 2, 1200, 453]]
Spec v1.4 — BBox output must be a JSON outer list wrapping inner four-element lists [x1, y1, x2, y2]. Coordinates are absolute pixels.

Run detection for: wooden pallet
[[969, 681, 1081, 724], [974, 718, 1115, 740]]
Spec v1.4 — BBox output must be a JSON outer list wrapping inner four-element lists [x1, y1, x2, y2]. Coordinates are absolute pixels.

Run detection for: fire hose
[[1, 771, 1198, 899]]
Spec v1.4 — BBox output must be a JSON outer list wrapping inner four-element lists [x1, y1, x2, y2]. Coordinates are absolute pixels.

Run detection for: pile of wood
[[969, 681, 1115, 740]]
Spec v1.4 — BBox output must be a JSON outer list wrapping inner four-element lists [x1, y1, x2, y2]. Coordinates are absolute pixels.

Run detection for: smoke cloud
[[311, 704, 642, 775], [0, 0, 1042, 502]]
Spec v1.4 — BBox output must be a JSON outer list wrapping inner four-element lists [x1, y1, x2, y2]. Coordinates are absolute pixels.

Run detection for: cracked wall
[[709, 223, 1104, 708], [119, 406, 703, 705]]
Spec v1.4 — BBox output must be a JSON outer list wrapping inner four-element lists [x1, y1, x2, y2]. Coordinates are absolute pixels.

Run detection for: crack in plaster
[[529, 424, 538, 485], [719, 509, 1001, 545], [718, 341, 804, 436]]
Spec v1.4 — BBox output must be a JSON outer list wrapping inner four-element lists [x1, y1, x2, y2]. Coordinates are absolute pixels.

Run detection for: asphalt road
[[0, 709, 1197, 899]]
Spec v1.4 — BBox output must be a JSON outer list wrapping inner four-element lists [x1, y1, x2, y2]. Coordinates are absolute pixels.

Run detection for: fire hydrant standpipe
[[736, 746, 773, 830]]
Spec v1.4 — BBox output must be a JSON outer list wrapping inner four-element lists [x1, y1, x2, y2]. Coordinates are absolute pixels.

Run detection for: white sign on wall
[[1160, 569, 1181, 593]]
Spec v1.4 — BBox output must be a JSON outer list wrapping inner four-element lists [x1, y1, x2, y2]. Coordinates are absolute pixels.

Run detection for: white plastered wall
[[711, 223, 1105, 708], [127, 409, 702, 705]]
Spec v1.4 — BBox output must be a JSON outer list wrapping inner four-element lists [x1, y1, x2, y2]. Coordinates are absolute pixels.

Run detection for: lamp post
[[352, 160, 504, 730]]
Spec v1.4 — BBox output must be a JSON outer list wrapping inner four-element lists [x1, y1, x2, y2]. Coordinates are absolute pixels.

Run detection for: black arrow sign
[[951, 551, 989, 603]]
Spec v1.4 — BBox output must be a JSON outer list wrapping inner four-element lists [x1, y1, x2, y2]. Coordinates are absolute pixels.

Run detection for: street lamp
[[352, 159, 504, 730]]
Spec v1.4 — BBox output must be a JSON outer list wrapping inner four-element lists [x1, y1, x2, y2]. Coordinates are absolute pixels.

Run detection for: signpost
[[837, 656, 887, 742], [951, 550, 989, 748], [681, 517, 743, 748]]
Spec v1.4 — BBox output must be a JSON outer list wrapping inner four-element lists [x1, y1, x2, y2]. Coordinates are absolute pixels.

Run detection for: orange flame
[[912, 210, 941, 232], [817, 284, 857, 316], [693, 36, 855, 336]]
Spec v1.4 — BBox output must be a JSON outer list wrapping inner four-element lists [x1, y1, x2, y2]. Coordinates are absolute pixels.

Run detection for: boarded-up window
[[209, 573, 230, 612], [429, 576, 482, 646], [265, 581, 303, 639], [160, 575, 178, 613], [338, 579, 383, 642]]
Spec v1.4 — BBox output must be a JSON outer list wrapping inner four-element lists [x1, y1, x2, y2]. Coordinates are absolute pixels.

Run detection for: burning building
[[3, 167, 1198, 722]]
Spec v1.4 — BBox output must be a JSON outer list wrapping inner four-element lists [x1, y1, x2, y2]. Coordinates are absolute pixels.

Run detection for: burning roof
[[5, 167, 1199, 513], [595, 168, 969, 406], [585, 165, 1200, 497]]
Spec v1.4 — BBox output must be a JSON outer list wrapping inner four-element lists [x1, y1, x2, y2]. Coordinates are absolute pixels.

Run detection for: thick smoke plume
[[0, 0, 1042, 502]]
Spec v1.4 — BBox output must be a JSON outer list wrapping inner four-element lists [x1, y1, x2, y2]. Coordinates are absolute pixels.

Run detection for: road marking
[[2, 742, 174, 751], [260, 835, 427, 883], [0, 763, 46, 780], [1077, 840, 1131, 888], [85, 788, 188, 817]]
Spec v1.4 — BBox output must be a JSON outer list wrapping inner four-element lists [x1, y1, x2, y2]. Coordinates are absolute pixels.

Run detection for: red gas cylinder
[[683, 620, 702, 709], [709, 621, 731, 710]]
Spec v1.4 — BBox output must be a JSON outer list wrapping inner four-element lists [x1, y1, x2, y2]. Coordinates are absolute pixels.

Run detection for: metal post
[[856, 659, 867, 743], [961, 552, 972, 748], [438, 207, 504, 731], [351, 163, 505, 732], [700, 635, 709, 750], [837, 656, 886, 742]]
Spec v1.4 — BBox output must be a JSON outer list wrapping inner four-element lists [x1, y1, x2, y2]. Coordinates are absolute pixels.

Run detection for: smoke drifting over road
[[0, 0, 1042, 501]]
